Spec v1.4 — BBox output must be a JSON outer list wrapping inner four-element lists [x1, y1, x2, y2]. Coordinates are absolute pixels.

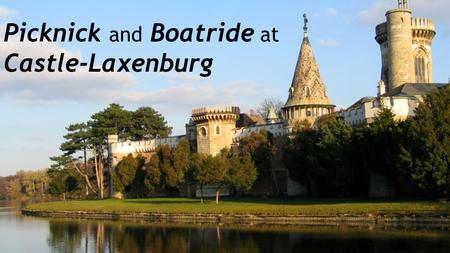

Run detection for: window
[[414, 49, 428, 83], [306, 110, 312, 117], [216, 125, 220, 135], [304, 87, 311, 97], [199, 127, 207, 137]]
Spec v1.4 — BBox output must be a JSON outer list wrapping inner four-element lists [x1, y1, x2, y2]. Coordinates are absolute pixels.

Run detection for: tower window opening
[[304, 87, 311, 97], [200, 127, 207, 137], [215, 125, 220, 135], [415, 55, 427, 83]]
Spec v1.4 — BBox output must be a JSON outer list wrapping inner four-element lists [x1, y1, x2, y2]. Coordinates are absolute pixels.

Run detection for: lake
[[1, 201, 449, 253]]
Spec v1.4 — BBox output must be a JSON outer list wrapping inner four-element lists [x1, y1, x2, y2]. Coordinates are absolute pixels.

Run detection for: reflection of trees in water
[[47, 221, 82, 253], [47, 221, 260, 253], [46, 221, 450, 253]]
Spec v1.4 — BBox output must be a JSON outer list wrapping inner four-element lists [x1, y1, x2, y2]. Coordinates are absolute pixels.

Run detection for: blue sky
[[0, 0, 449, 176]]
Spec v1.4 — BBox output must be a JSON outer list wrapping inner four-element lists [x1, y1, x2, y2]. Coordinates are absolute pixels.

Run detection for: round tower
[[282, 14, 335, 129], [386, 5, 414, 90], [375, 0, 436, 91], [190, 106, 240, 155], [411, 18, 435, 83]]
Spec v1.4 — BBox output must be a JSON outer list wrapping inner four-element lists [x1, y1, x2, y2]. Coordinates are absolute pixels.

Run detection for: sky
[[0, 0, 449, 176]]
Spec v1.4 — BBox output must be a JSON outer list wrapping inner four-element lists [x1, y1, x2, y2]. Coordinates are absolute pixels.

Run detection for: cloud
[[0, 36, 268, 110], [327, 7, 338, 17], [0, 6, 16, 19], [357, 0, 393, 26], [358, 0, 450, 29], [319, 39, 339, 47]]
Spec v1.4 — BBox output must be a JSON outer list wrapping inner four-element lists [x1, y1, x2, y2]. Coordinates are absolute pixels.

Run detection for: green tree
[[316, 116, 354, 196], [47, 169, 79, 200], [228, 153, 257, 195], [113, 154, 144, 194], [189, 153, 209, 203], [132, 107, 172, 140], [143, 154, 162, 194], [399, 87, 450, 197], [89, 103, 134, 199], [239, 130, 278, 193], [60, 123, 94, 196], [284, 127, 320, 195], [169, 139, 191, 190]]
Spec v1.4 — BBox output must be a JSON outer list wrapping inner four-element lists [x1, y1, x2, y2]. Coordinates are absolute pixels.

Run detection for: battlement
[[109, 135, 185, 155], [192, 106, 240, 116], [412, 18, 436, 41], [412, 18, 435, 30], [191, 106, 240, 122]]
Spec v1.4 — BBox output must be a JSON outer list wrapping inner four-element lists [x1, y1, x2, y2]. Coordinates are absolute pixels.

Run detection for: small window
[[216, 125, 220, 135], [306, 110, 312, 117], [199, 127, 207, 137]]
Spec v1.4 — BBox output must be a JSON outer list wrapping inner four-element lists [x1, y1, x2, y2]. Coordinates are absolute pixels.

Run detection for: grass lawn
[[25, 197, 450, 216]]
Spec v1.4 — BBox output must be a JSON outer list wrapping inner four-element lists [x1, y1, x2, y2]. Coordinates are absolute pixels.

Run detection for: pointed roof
[[266, 106, 279, 123], [284, 14, 333, 108]]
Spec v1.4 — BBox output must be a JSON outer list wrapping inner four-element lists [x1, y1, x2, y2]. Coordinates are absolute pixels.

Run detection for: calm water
[[1, 201, 449, 253]]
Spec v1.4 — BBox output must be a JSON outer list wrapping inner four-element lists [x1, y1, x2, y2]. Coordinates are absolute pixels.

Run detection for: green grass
[[25, 197, 450, 216]]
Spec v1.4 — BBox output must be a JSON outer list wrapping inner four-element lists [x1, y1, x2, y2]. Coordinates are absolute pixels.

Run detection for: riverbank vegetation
[[285, 87, 449, 198], [2, 87, 449, 202], [25, 197, 450, 215]]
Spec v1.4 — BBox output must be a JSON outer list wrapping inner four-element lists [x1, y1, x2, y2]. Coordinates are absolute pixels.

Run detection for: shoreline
[[22, 209, 450, 228]]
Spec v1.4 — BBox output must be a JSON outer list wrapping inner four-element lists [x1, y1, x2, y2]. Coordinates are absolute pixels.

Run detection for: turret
[[375, 0, 436, 91], [190, 106, 240, 155], [282, 14, 335, 127]]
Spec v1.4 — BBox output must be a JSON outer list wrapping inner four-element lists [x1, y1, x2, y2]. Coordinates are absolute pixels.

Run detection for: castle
[[108, 14, 334, 167], [108, 1, 447, 196]]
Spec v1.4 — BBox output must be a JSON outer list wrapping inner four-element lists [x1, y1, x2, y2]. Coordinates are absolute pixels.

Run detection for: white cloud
[[327, 7, 338, 17], [0, 6, 16, 19], [0, 36, 268, 110], [319, 39, 339, 47], [358, 0, 450, 29]]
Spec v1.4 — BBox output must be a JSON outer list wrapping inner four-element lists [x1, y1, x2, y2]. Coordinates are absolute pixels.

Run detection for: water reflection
[[1, 201, 449, 253], [45, 219, 450, 253]]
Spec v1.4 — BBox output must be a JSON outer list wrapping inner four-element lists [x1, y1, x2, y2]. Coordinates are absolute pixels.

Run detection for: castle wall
[[108, 135, 185, 166]]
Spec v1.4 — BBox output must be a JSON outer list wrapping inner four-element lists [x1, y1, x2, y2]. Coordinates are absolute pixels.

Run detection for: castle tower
[[190, 106, 240, 155], [375, 0, 435, 92], [282, 14, 335, 127]]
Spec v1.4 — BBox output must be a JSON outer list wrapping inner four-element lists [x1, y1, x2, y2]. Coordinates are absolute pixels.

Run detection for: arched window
[[414, 49, 428, 83], [199, 127, 207, 137], [216, 125, 220, 135]]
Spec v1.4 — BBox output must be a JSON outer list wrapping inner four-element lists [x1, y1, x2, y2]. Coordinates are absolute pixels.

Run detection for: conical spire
[[285, 14, 333, 107]]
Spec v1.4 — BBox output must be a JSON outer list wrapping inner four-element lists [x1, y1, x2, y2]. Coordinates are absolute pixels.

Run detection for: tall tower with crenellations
[[282, 14, 335, 128], [375, 0, 436, 92], [189, 106, 240, 155]]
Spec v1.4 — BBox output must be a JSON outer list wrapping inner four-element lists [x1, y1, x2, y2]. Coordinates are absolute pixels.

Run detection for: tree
[[47, 168, 79, 200], [189, 153, 209, 203], [205, 152, 230, 204], [284, 127, 320, 195], [170, 139, 191, 190], [285, 116, 357, 197], [399, 87, 450, 197], [239, 130, 278, 193], [257, 97, 284, 119], [132, 107, 172, 140], [60, 123, 93, 196], [143, 154, 162, 194], [228, 153, 257, 195], [113, 154, 144, 194], [89, 103, 134, 199]]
